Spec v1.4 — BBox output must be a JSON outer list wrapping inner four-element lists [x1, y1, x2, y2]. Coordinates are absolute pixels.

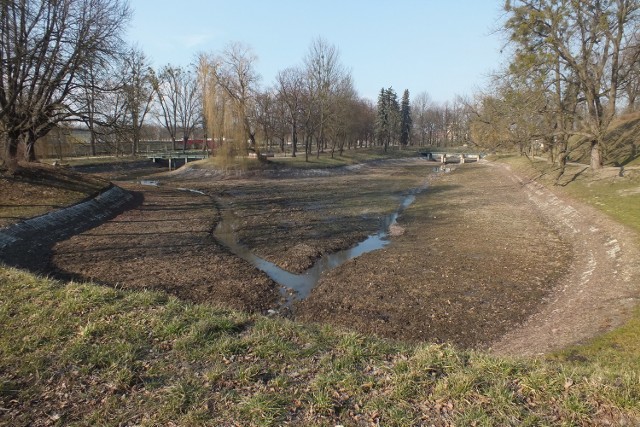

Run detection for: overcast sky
[[126, 0, 507, 103]]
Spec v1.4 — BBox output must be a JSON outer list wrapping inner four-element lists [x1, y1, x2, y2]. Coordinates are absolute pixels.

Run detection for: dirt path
[[488, 162, 640, 356]]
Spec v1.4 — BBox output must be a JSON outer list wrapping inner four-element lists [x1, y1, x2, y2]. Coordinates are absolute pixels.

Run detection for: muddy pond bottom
[[213, 192, 420, 308]]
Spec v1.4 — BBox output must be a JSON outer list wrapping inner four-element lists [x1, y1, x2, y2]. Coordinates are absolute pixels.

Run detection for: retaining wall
[[0, 185, 135, 268]]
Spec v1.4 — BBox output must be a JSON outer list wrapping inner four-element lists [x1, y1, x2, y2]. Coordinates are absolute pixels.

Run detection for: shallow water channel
[[212, 186, 424, 308], [143, 163, 445, 309]]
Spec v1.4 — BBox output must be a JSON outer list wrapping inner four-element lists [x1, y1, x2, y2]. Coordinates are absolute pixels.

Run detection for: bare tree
[[72, 57, 131, 157], [213, 42, 261, 155], [412, 92, 432, 147], [120, 47, 156, 155], [469, 74, 550, 156], [76, 64, 104, 157], [154, 64, 202, 151], [304, 37, 348, 158], [255, 88, 282, 153], [326, 74, 357, 158], [276, 67, 306, 157], [0, 0, 130, 163]]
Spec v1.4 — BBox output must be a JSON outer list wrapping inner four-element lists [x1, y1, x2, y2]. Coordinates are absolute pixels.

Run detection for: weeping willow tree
[[197, 44, 260, 170]]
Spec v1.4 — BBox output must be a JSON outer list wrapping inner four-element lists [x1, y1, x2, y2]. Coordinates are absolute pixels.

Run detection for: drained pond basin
[[44, 158, 576, 348]]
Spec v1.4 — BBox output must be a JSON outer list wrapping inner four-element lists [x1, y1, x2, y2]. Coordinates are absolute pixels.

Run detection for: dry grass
[[1, 266, 639, 426]]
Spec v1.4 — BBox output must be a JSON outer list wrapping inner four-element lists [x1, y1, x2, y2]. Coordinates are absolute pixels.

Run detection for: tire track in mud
[[489, 162, 640, 357]]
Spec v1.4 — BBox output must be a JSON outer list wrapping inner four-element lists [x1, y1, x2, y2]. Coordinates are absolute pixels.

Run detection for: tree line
[[1, 0, 472, 167], [469, 0, 640, 174]]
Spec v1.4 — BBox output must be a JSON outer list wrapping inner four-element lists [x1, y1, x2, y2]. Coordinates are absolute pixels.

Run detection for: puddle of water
[[139, 180, 160, 186], [177, 188, 206, 195], [432, 165, 452, 173], [213, 190, 420, 307]]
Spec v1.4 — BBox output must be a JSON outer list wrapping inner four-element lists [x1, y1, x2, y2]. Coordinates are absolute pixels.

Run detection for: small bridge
[[147, 152, 208, 170], [422, 152, 481, 164]]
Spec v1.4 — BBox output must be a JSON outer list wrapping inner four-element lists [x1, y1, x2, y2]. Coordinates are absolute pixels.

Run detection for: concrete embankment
[[0, 185, 135, 271]]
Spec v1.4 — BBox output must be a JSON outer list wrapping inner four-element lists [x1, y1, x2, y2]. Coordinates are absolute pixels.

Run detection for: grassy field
[[2, 152, 640, 425], [268, 147, 424, 169], [182, 146, 426, 172]]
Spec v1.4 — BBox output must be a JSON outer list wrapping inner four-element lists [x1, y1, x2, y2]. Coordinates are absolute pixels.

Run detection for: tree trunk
[[90, 131, 97, 156], [590, 140, 603, 169], [249, 132, 257, 154], [291, 124, 297, 157], [25, 130, 37, 162], [555, 139, 568, 183], [305, 135, 311, 162], [88, 88, 97, 156], [6, 132, 20, 160]]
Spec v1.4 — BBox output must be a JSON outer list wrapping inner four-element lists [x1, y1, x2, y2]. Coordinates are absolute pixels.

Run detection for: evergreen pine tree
[[386, 87, 400, 151], [375, 88, 388, 148], [400, 89, 412, 146], [376, 87, 400, 152]]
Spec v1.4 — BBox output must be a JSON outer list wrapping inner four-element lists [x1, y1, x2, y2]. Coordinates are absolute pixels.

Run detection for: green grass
[[1, 266, 639, 425], [497, 155, 640, 236], [563, 176, 640, 236], [268, 146, 423, 169], [52, 155, 149, 167]]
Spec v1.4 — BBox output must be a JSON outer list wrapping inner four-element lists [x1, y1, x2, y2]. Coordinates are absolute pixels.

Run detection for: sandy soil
[[4, 157, 639, 354]]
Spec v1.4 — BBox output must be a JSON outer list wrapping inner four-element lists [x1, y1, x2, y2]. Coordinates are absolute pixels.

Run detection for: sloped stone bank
[[0, 185, 136, 272]]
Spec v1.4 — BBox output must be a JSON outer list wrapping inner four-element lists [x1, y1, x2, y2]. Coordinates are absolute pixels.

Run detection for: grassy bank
[[495, 155, 640, 236], [267, 147, 423, 169], [0, 163, 110, 228], [1, 267, 639, 426]]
